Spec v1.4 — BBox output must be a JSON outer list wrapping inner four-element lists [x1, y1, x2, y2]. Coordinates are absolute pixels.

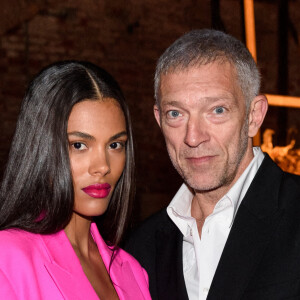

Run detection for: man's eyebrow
[[161, 100, 182, 106], [162, 97, 233, 107], [109, 131, 128, 142], [160, 100, 187, 109], [67, 131, 95, 140]]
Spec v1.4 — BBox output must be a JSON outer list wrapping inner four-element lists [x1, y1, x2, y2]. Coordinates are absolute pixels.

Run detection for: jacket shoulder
[[284, 171, 300, 185], [124, 208, 178, 258], [128, 209, 172, 240], [280, 171, 300, 207], [0, 229, 45, 266], [0, 229, 41, 250]]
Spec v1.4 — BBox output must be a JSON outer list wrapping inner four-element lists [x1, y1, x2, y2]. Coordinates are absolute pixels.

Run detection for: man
[[125, 29, 300, 300]]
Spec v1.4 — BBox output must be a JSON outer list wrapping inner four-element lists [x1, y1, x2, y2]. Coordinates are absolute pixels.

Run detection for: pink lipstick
[[82, 183, 111, 198]]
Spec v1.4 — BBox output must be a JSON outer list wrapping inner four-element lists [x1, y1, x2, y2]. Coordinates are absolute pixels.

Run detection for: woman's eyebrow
[[68, 131, 128, 142], [109, 131, 127, 142], [67, 131, 95, 140]]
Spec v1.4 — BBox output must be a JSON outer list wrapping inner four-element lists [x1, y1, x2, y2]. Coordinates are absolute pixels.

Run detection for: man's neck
[[191, 188, 226, 236]]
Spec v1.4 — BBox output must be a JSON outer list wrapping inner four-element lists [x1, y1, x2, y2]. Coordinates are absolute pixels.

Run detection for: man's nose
[[184, 116, 210, 147], [88, 149, 111, 177]]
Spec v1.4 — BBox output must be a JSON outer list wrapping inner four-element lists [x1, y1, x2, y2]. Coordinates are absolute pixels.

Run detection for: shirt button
[[203, 288, 209, 294]]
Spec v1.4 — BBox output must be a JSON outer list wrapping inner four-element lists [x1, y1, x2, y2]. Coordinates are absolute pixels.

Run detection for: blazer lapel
[[155, 214, 189, 300], [208, 155, 284, 300], [90, 223, 148, 300], [111, 259, 148, 300], [44, 261, 99, 300], [41, 230, 99, 300]]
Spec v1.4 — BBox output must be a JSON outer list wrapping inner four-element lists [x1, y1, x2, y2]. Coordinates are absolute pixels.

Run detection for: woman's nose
[[88, 149, 110, 176]]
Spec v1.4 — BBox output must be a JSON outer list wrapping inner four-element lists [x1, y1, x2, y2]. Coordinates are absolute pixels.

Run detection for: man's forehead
[[161, 58, 235, 77], [161, 61, 237, 84], [158, 62, 245, 110], [160, 63, 238, 91]]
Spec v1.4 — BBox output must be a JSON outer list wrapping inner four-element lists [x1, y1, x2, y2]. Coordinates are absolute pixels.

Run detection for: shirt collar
[[226, 147, 265, 225], [167, 183, 194, 236], [167, 147, 265, 235]]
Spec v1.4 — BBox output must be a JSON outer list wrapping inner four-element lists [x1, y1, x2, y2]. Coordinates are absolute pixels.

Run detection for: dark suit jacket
[[125, 154, 300, 299]]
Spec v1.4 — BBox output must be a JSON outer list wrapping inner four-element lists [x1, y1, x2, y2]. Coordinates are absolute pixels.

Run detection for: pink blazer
[[0, 223, 151, 300]]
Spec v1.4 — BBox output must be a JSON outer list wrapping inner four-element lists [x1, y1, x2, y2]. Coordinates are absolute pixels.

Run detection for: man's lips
[[186, 155, 216, 163], [82, 183, 111, 198]]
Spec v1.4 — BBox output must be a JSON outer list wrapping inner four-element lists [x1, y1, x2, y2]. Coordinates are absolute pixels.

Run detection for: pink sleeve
[[0, 269, 18, 300]]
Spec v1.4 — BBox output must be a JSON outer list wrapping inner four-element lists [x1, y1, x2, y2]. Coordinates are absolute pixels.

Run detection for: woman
[[0, 61, 151, 300]]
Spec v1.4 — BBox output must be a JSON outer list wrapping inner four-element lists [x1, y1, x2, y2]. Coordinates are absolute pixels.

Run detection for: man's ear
[[248, 94, 268, 137], [154, 104, 161, 128]]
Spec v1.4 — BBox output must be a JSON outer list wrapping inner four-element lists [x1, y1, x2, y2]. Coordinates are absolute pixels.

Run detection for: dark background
[[0, 0, 299, 223]]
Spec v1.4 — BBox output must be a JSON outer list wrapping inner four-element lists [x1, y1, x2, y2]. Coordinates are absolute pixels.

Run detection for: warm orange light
[[244, 0, 257, 61], [265, 94, 300, 108], [243, 0, 300, 147]]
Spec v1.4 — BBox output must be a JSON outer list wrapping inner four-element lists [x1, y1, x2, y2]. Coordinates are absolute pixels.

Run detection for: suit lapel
[[155, 212, 189, 300], [208, 155, 284, 300], [41, 230, 99, 300], [43, 224, 147, 300], [90, 223, 148, 300], [44, 261, 99, 300]]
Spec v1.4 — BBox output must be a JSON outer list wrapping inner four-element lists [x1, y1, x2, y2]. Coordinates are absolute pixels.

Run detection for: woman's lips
[[82, 183, 111, 198]]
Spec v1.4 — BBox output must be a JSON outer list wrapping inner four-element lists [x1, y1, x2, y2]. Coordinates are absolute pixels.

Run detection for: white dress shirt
[[167, 147, 265, 300]]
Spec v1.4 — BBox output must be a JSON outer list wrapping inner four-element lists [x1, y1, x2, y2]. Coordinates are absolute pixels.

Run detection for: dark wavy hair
[[0, 61, 135, 246]]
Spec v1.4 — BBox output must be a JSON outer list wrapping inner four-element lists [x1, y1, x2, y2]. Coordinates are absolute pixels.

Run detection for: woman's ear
[[248, 94, 268, 138]]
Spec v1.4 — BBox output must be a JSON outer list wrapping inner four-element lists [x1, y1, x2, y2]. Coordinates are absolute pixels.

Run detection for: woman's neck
[[64, 213, 94, 258], [64, 213, 119, 299]]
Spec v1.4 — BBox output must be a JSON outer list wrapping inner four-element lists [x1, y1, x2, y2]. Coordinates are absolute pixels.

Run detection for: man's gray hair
[[154, 29, 261, 109]]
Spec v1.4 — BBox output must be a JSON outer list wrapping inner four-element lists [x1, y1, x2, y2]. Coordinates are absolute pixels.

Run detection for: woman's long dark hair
[[0, 61, 135, 246]]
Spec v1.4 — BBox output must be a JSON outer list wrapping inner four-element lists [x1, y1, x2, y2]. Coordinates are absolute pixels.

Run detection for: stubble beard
[[169, 120, 250, 193]]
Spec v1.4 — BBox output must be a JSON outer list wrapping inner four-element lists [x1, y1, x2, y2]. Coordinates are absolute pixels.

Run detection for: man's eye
[[167, 110, 182, 118], [72, 142, 87, 150], [214, 107, 225, 114]]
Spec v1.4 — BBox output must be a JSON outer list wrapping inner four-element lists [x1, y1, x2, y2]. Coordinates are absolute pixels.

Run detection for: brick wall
[[0, 0, 299, 222]]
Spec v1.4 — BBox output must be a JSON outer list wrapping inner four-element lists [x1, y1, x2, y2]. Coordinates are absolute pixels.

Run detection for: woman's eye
[[214, 107, 225, 114], [72, 142, 87, 150], [167, 110, 182, 118], [110, 142, 125, 150]]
